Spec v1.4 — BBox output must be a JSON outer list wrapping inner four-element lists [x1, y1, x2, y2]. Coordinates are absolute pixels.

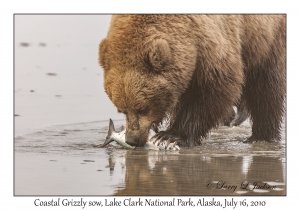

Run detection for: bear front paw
[[149, 131, 184, 148], [148, 138, 180, 150]]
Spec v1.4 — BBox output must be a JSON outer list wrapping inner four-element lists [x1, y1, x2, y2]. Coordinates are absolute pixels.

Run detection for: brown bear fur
[[222, 100, 248, 127], [99, 15, 286, 147]]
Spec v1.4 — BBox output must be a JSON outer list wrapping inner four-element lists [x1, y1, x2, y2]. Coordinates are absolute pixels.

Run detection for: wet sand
[[15, 120, 286, 196]]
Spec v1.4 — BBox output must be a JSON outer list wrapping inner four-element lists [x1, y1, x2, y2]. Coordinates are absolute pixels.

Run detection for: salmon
[[102, 119, 180, 150]]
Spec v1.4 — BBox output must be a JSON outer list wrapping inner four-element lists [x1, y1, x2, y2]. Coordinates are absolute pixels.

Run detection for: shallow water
[[15, 119, 286, 196]]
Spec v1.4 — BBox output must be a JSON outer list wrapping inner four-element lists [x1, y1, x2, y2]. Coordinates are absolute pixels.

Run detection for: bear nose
[[126, 135, 139, 147]]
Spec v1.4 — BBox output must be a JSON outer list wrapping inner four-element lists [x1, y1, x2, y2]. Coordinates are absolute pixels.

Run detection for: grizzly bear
[[99, 15, 286, 147]]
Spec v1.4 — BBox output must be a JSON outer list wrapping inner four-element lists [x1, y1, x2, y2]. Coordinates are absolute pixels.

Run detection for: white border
[[2, 0, 299, 209]]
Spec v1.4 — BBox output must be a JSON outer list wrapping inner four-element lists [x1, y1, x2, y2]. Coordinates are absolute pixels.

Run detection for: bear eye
[[137, 107, 149, 115], [117, 109, 127, 115]]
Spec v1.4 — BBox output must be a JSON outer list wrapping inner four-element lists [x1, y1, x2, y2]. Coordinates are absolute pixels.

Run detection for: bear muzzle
[[125, 135, 139, 147], [125, 132, 148, 147]]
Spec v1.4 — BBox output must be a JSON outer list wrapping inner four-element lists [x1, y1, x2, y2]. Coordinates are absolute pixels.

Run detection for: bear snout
[[125, 135, 139, 147], [126, 132, 148, 147]]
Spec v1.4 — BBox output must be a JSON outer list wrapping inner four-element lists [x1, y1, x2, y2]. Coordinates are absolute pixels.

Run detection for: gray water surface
[[15, 119, 286, 196]]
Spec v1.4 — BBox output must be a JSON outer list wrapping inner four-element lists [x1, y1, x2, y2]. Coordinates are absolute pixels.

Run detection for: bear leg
[[153, 72, 242, 147], [243, 64, 285, 142], [151, 82, 210, 147]]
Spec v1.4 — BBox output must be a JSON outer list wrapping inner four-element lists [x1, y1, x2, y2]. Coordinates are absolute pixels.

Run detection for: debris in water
[[47, 73, 57, 76], [20, 42, 30, 47], [39, 42, 46, 47], [83, 160, 95, 162]]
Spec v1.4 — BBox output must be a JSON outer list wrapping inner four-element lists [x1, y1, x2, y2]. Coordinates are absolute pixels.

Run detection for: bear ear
[[146, 39, 171, 71], [99, 38, 109, 70]]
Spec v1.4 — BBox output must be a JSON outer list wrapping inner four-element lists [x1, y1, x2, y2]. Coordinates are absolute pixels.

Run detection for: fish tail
[[102, 118, 116, 147]]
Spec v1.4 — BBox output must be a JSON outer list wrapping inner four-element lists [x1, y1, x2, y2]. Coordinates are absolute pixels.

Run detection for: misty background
[[15, 15, 123, 135]]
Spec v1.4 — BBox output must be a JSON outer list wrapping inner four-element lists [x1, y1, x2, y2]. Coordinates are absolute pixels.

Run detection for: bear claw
[[157, 139, 180, 150]]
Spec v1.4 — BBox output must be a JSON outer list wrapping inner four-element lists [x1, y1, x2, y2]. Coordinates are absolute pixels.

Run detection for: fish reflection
[[105, 149, 126, 176]]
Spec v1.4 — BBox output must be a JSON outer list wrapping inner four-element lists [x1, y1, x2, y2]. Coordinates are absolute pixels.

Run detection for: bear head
[[99, 15, 197, 146]]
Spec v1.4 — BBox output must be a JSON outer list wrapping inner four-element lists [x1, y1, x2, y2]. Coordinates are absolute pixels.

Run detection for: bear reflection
[[105, 150, 285, 196]]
